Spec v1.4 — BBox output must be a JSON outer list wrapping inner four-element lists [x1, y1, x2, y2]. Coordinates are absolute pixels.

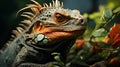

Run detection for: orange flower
[[103, 23, 120, 48], [103, 37, 111, 44], [109, 57, 120, 67], [112, 39, 120, 48], [75, 40, 85, 49], [109, 24, 120, 39]]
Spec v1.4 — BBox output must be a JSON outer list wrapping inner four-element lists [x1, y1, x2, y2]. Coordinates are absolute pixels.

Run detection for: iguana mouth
[[33, 23, 86, 40], [40, 29, 86, 40]]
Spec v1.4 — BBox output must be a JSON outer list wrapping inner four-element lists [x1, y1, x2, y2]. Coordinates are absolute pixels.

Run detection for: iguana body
[[0, 0, 87, 67]]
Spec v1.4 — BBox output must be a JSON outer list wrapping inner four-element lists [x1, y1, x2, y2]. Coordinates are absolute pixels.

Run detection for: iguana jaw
[[33, 24, 86, 40]]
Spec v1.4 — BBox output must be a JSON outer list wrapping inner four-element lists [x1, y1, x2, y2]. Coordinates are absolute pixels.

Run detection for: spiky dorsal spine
[[0, 0, 64, 53], [0, 0, 42, 53]]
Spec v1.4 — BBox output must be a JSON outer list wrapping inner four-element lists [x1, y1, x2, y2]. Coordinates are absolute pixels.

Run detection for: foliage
[[51, 52, 65, 67]]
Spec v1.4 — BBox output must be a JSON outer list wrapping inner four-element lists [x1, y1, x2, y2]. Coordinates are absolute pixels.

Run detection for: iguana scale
[[0, 0, 87, 67]]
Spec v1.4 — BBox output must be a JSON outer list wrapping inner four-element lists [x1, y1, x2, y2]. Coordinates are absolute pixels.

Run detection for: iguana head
[[33, 8, 87, 41], [18, 0, 87, 62], [18, 0, 87, 41]]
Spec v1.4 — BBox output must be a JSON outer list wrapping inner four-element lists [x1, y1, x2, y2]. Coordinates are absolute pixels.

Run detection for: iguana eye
[[54, 13, 68, 24]]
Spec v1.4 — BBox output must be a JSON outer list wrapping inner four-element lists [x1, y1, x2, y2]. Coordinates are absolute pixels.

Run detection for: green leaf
[[54, 56, 61, 61], [103, 9, 113, 19], [51, 52, 65, 66], [51, 52, 61, 61], [113, 7, 120, 13], [83, 13, 89, 18], [51, 52, 60, 56], [92, 28, 107, 37]]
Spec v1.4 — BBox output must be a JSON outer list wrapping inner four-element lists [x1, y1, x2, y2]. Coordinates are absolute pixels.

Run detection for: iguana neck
[[17, 38, 76, 64]]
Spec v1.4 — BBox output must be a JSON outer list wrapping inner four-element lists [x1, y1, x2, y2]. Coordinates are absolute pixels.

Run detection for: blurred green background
[[0, 0, 119, 48]]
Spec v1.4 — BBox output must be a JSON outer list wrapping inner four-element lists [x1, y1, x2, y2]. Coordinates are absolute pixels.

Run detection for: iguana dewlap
[[0, 0, 87, 67]]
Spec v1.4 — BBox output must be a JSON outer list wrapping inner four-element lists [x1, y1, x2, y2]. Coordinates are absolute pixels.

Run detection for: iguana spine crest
[[0, 0, 63, 53]]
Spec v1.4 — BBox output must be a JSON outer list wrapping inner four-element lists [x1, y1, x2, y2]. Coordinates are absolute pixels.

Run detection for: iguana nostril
[[76, 18, 84, 25], [80, 19, 84, 23], [80, 18, 86, 25]]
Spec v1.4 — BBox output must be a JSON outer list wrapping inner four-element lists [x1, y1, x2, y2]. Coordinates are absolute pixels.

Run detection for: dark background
[[0, 0, 106, 47]]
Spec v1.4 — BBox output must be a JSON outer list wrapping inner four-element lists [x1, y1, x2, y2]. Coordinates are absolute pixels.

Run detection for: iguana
[[0, 0, 87, 67]]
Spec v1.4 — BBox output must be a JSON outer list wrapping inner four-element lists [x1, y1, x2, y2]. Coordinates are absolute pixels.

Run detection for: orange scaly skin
[[33, 22, 85, 40]]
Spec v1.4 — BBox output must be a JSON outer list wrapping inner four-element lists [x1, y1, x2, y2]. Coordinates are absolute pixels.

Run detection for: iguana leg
[[12, 47, 28, 67]]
